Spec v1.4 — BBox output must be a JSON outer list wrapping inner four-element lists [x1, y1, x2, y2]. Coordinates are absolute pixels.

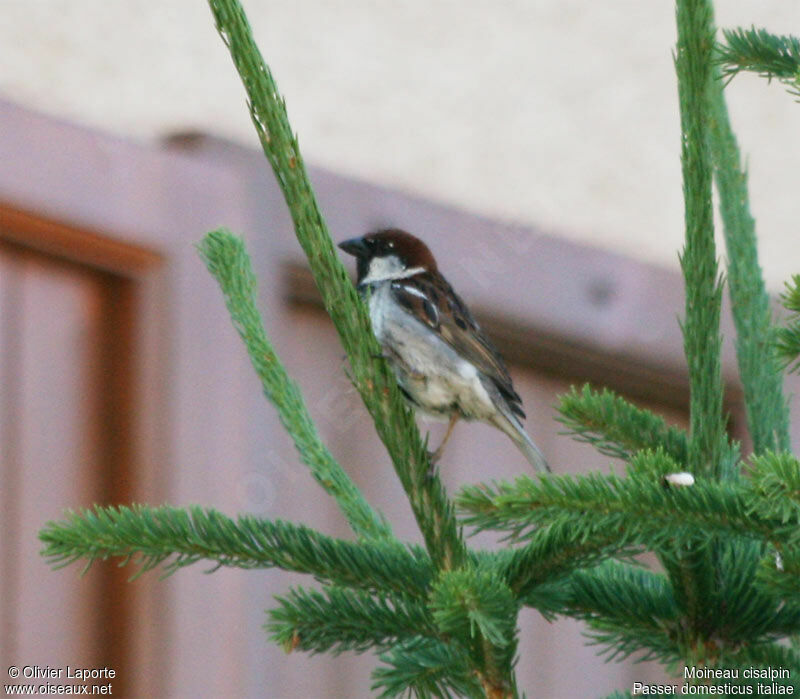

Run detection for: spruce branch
[[430, 569, 517, 650], [267, 586, 436, 655], [675, 0, 727, 479], [429, 568, 519, 693], [569, 563, 681, 664], [458, 470, 731, 544], [498, 518, 647, 598], [747, 452, 800, 523], [712, 541, 800, 639], [718, 27, 800, 99], [510, 578, 573, 621], [198, 229, 391, 540], [372, 639, 484, 699], [457, 454, 800, 550], [497, 450, 735, 602], [562, 556, 800, 665], [557, 385, 688, 463], [756, 551, 800, 605], [776, 275, 800, 373], [561, 563, 678, 631], [673, 0, 729, 656], [709, 70, 790, 455], [207, 0, 466, 574], [39, 505, 432, 595], [585, 621, 681, 665], [462, 462, 800, 637], [520, 563, 683, 664]]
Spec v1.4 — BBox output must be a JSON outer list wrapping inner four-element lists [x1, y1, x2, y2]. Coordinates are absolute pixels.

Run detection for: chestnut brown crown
[[338, 229, 438, 277]]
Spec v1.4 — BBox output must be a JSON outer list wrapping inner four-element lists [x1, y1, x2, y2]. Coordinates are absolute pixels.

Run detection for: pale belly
[[367, 284, 495, 421]]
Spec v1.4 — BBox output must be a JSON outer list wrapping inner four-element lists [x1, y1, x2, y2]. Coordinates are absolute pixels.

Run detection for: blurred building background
[[1, 2, 798, 697]]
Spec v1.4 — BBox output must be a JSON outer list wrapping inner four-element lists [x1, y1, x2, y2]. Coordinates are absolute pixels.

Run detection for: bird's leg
[[429, 413, 460, 465]]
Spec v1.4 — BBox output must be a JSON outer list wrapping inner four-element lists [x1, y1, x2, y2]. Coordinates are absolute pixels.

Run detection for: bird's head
[[338, 229, 437, 285]]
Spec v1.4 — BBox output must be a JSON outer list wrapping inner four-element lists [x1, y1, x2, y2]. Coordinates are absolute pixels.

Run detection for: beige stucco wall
[[1, 1, 797, 290]]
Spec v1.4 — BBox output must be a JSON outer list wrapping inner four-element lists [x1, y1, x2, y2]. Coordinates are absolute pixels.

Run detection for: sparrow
[[338, 228, 550, 472]]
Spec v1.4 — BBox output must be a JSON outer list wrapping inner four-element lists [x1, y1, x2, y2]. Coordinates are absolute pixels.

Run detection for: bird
[[338, 228, 550, 473]]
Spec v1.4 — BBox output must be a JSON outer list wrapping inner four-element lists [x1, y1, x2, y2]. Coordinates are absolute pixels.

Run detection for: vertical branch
[[675, 0, 727, 479], [709, 77, 791, 456], [205, 0, 467, 571], [205, 2, 520, 692], [671, 0, 725, 644]]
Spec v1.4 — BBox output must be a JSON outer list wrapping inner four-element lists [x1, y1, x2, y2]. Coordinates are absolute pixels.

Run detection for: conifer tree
[[40, 0, 800, 696]]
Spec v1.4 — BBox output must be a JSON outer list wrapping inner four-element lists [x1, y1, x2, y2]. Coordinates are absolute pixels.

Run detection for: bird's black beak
[[338, 236, 368, 258]]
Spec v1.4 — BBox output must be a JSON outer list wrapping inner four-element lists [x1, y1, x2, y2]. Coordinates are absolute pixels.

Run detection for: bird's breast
[[365, 283, 494, 419]]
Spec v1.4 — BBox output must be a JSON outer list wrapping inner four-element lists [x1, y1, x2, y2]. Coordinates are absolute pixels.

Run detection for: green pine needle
[[748, 452, 800, 523], [198, 229, 392, 541], [718, 27, 800, 99], [575, 564, 682, 664], [457, 456, 800, 551], [429, 568, 518, 683], [756, 551, 800, 604], [498, 517, 647, 597], [709, 69, 790, 455], [672, 0, 730, 661], [39, 504, 432, 594], [267, 585, 436, 655], [776, 275, 800, 373], [372, 638, 484, 699], [564, 562, 678, 631], [557, 385, 688, 463], [675, 0, 728, 480]]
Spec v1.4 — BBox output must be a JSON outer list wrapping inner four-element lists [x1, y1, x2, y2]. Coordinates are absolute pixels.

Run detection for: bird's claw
[[425, 448, 443, 480], [428, 447, 443, 465]]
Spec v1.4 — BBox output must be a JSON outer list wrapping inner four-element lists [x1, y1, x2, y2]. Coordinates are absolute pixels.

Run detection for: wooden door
[[0, 207, 164, 697]]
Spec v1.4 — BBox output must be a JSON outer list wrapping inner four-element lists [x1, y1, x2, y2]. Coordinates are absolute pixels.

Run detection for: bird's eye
[[387, 240, 395, 249]]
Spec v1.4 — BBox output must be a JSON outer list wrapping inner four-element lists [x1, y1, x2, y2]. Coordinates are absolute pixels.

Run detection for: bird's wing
[[391, 274, 525, 418]]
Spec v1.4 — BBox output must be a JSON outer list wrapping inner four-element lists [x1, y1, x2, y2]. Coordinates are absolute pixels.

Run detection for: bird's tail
[[494, 413, 550, 473]]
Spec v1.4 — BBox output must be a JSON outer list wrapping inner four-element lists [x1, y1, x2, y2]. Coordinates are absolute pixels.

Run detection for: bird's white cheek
[[361, 255, 407, 285]]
